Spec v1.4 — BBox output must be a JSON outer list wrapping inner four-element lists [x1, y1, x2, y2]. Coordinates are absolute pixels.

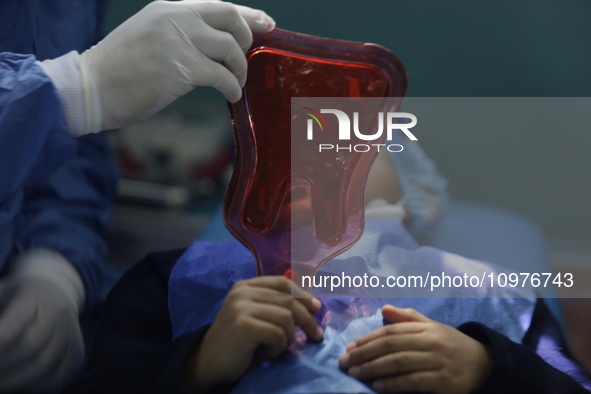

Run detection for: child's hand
[[185, 276, 323, 392], [339, 304, 493, 394]]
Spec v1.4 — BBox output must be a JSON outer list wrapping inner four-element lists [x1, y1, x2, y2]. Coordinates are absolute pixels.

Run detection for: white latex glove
[[0, 249, 86, 393], [79, 0, 275, 134]]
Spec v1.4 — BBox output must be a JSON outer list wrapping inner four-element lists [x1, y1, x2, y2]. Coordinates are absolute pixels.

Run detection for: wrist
[[184, 341, 216, 394], [36, 51, 87, 137]]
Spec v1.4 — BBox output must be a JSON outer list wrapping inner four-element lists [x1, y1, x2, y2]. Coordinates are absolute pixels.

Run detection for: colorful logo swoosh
[[302, 107, 329, 131]]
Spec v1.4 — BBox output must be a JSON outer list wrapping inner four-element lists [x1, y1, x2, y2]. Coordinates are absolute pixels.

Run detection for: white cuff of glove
[[7, 248, 86, 314], [36, 51, 95, 138]]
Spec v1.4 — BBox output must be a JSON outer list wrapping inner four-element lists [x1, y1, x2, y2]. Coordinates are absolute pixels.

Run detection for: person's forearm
[[459, 320, 590, 393], [61, 249, 204, 394], [65, 329, 207, 394]]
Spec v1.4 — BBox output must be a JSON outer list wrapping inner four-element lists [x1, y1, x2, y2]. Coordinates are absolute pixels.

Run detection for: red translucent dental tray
[[224, 28, 407, 282]]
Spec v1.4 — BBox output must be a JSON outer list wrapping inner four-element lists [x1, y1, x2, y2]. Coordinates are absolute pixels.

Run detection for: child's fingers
[[381, 305, 432, 324], [284, 297, 323, 342], [247, 287, 322, 319], [345, 322, 426, 351], [246, 276, 322, 313], [242, 317, 289, 358], [372, 370, 440, 393], [233, 276, 323, 341], [287, 280, 322, 313], [242, 287, 323, 341], [247, 303, 296, 346], [245, 275, 295, 293], [345, 351, 439, 381], [340, 330, 429, 369]]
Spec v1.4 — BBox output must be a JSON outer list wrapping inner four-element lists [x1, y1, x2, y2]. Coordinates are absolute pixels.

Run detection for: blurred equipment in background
[[111, 100, 233, 204], [106, 92, 234, 267]]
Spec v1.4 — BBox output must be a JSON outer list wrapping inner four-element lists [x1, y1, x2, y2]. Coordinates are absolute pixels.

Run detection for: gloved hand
[[0, 249, 86, 393], [80, 0, 275, 133]]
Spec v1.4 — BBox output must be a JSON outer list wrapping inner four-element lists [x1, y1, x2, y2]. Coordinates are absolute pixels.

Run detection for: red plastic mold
[[224, 29, 407, 280]]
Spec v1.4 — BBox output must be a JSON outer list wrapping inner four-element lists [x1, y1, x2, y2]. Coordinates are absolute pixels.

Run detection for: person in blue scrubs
[[0, 1, 275, 391]]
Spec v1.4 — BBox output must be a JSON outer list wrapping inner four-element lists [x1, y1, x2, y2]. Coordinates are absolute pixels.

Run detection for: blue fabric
[[427, 200, 564, 326], [0, 0, 110, 62], [14, 134, 120, 311], [0, 53, 76, 204], [170, 220, 536, 394], [0, 0, 118, 311]]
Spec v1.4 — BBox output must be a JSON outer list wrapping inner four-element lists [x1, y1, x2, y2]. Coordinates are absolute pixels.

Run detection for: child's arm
[[63, 249, 209, 394], [339, 305, 493, 394], [340, 303, 590, 394], [63, 252, 323, 394], [458, 299, 591, 394], [184, 276, 324, 392]]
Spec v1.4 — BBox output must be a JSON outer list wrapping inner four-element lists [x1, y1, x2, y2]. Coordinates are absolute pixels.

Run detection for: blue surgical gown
[[0, 0, 118, 311]]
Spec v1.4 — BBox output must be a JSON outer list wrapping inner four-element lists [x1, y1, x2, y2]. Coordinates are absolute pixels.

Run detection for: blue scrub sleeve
[[0, 52, 77, 203], [14, 133, 119, 312]]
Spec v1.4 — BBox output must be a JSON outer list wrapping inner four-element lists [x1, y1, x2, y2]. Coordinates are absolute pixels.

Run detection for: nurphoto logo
[[302, 108, 417, 153]]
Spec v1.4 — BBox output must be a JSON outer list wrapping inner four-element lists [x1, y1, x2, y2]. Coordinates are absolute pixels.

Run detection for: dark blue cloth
[[0, 0, 109, 61], [0, 0, 118, 312]]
